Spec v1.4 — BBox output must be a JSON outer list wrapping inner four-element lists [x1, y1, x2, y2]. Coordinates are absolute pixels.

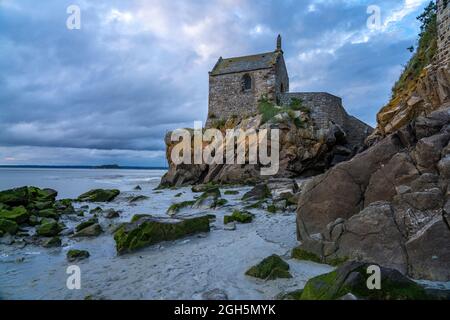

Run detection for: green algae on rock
[[0, 218, 19, 235], [67, 249, 90, 262], [0, 206, 29, 224], [224, 210, 254, 224], [245, 254, 292, 280], [299, 261, 430, 300], [37, 220, 61, 237], [114, 215, 210, 254], [77, 189, 120, 202], [291, 246, 322, 264], [75, 217, 98, 232]]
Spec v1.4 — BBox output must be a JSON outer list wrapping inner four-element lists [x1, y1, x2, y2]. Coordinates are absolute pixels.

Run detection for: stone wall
[[279, 92, 372, 148], [206, 54, 289, 128], [437, 0, 449, 67], [206, 68, 276, 127], [274, 55, 289, 99]]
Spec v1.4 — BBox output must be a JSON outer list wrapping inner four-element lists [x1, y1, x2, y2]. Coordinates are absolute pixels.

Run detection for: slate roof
[[210, 51, 280, 76]]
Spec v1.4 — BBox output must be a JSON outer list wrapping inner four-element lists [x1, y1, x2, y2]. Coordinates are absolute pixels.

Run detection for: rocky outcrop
[[160, 103, 371, 187], [296, 108, 450, 281], [368, 1, 450, 142]]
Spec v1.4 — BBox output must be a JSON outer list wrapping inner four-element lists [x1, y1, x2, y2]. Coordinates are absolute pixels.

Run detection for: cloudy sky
[[0, 0, 431, 166]]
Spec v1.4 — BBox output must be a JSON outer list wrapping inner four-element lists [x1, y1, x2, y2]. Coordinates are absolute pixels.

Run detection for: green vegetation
[[267, 204, 277, 213], [291, 247, 322, 263], [245, 255, 292, 280], [0, 218, 19, 235], [224, 210, 254, 224], [67, 249, 90, 262], [258, 96, 310, 127], [36, 220, 61, 237], [77, 189, 120, 202], [391, 1, 437, 97], [224, 190, 239, 195], [114, 215, 210, 254], [75, 217, 98, 232], [299, 264, 430, 300], [167, 201, 196, 215], [127, 195, 149, 203], [0, 206, 29, 224]]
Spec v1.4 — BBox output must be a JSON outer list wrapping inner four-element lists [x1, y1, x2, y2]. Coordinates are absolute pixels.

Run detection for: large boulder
[[405, 216, 450, 281], [114, 215, 210, 254], [296, 108, 450, 281]]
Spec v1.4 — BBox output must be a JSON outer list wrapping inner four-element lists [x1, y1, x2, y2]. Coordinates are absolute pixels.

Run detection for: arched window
[[242, 74, 252, 91]]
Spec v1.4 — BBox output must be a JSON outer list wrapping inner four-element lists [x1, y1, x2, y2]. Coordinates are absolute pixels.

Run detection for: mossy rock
[[42, 236, 62, 248], [224, 190, 239, 195], [193, 188, 223, 209], [167, 201, 196, 215], [267, 204, 277, 213], [67, 249, 90, 262], [37, 221, 61, 237], [245, 254, 292, 280], [0, 206, 29, 224], [77, 189, 120, 202], [191, 184, 219, 193], [37, 208, 59, 219], [174, 193, 183, 198], [242, 184, 271, 201], [224, 210, 253, 224], [74, 223, 103, 237], [127, 195, 149, 203], [244, 200, 265, 209], [0, 186, 29, 206], [292, 247, 322, 263], [0, 218, 19, 235], [278, 289, 304, 300], [75, 218, 98, 232], [90, 207, 103, 214], [31, 201, 54, 211], [214, 198, 228, 207], [28, 187, 57, 202], [300, 262, 430, 300], [114, 215, 210, 254]]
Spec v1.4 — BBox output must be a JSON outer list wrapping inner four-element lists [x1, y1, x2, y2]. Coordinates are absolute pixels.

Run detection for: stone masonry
[[437, 0, 449, 67], [206, 35, 371, 139]]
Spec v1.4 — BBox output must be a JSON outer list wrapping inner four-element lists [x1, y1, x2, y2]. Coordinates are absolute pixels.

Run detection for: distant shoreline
[[0, 165, 168, 170]]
